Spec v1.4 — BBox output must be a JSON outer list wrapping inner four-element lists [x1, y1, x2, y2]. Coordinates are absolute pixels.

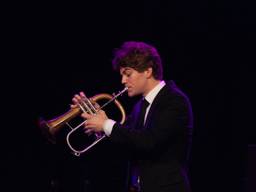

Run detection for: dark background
[[3, 0, 254, 191]]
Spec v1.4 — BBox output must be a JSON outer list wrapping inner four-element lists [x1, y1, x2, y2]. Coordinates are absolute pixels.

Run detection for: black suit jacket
[[110, 80, 193, 192]]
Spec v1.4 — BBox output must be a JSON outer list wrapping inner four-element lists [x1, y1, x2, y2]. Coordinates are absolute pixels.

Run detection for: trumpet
[[39, 87, 128, 156]]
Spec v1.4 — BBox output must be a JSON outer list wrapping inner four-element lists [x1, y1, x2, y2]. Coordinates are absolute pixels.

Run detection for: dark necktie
[[136, 98, 149, 129], [130, 98, 149, 192]]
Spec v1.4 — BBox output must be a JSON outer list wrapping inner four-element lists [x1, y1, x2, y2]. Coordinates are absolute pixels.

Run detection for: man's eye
[[125, 71, 132, 77]]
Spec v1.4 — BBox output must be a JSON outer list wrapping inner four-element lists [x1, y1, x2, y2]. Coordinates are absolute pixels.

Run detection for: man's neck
[[143, 79, 161, 97]]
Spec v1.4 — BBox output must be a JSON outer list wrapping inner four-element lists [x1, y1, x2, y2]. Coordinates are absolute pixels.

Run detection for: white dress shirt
[[103, 80, 166, 136]]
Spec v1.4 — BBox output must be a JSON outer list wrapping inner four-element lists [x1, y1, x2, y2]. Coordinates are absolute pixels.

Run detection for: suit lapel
[[144, 84, 168, 128], [144, 80, 177, 128]]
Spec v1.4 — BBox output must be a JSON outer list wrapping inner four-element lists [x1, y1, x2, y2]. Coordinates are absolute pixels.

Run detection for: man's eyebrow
[[121, 68, 130, 75]]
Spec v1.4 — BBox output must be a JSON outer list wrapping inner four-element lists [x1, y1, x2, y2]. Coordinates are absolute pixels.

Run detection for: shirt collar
[[144, 80, 166, 105]]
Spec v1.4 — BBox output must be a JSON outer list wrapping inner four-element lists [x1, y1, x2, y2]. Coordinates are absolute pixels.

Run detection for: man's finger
[[81, 112, 91, 119]]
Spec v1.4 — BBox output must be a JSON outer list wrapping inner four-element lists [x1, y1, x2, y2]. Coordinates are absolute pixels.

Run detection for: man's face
[[120, 67, 148, 97]]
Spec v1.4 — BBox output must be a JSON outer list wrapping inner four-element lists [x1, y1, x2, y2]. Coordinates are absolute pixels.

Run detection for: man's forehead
[[120, 67, 133, 74]]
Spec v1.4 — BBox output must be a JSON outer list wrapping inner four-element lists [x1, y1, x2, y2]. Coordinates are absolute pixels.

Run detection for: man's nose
[[121, 76, 127, 84]]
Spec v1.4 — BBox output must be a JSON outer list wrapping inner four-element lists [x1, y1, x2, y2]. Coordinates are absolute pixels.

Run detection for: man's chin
[[128, 91, 139, 97], [128, 92, 133, 97], [127, 91, 134, 97]]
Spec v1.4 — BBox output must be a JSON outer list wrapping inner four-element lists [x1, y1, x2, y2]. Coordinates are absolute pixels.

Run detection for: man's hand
[[71, 91, 105, 135], [82, 110, 108, 134]]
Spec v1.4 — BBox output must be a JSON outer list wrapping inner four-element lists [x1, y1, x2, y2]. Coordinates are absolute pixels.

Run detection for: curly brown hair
[[112, 41, 163, 80]]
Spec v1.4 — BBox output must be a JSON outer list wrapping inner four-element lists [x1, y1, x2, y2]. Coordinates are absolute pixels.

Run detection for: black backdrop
[[4, 0, 254, 192]]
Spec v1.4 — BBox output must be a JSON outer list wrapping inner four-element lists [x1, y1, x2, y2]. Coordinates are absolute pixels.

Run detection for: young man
[[72, 41, 193, 192]]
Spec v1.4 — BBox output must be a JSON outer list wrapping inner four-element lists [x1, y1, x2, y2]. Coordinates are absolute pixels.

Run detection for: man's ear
[[145, 67, 153, 78]]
